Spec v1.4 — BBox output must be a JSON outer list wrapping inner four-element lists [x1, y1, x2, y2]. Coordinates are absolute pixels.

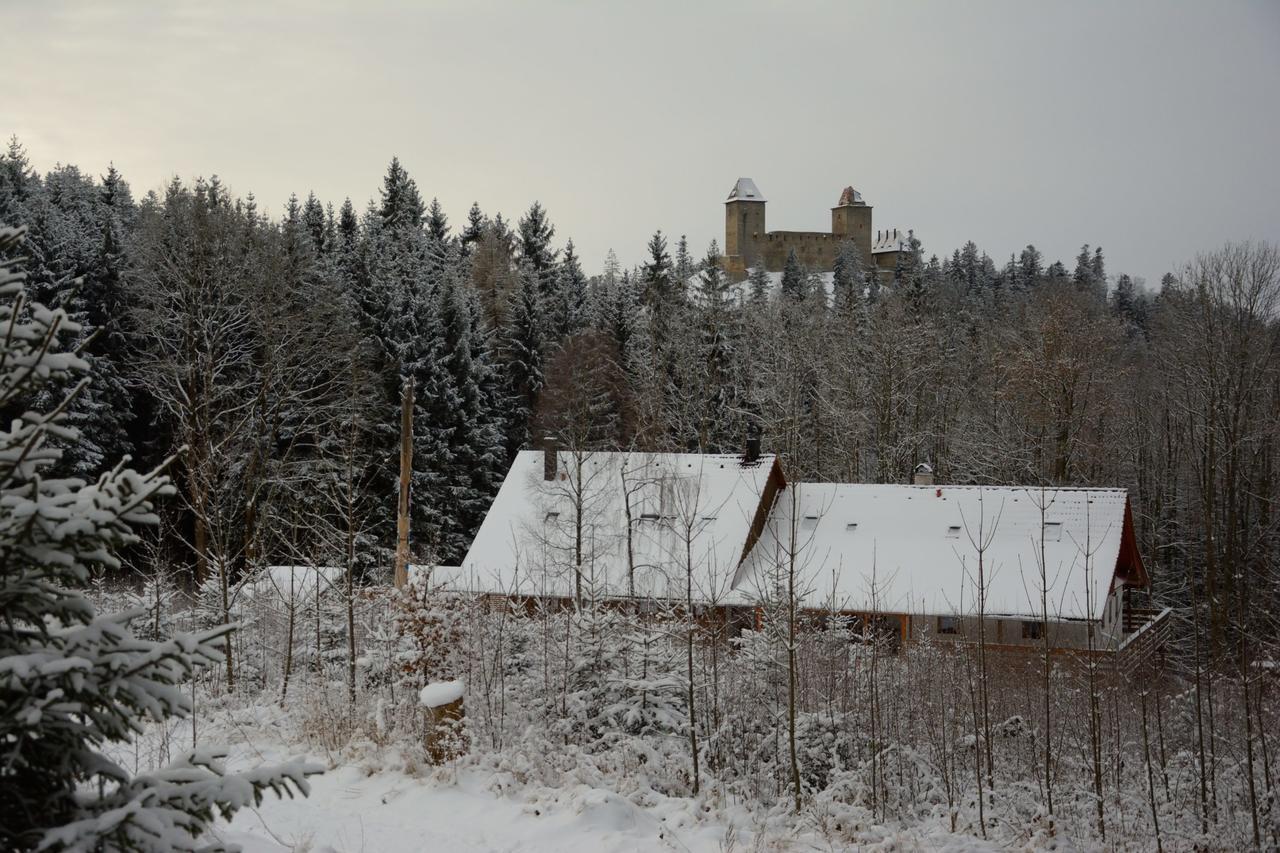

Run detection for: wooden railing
[[1118, 607, 1173, 672], [1123, 605, 1163, 634]]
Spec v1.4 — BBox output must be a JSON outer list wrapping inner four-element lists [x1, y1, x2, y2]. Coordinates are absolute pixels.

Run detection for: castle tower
[[724, 177, 766, 278], [831, 185, 873, 262]]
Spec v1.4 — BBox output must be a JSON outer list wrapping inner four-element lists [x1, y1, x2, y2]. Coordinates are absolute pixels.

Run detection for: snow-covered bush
[[0, 225, 317, 851]]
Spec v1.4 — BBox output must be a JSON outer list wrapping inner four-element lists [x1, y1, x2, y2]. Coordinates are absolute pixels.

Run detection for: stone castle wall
[[721, 184, 899, 282]]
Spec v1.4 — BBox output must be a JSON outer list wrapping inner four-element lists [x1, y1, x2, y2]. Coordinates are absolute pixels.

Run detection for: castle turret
[[724, 178, 766, 279], [831, 185, 873, 263]]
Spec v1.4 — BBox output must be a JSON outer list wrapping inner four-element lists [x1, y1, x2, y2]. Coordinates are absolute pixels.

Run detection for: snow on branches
[[0, 225, 319, 852]]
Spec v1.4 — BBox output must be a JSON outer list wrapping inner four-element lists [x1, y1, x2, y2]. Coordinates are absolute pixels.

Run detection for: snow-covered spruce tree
[[0, 225, 317, 851], [832, 239, 866, 316], [780, 248, 806, 302], [502, 265, 544, 457]]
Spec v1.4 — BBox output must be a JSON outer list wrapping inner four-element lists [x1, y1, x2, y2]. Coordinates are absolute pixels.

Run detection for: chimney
[[543, 438, 558, 481], [912, 462, 934, 486], [744, 436, 761, 464]]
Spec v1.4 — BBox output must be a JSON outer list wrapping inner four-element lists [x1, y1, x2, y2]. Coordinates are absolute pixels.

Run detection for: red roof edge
[[1115, 497, 1150, 589]]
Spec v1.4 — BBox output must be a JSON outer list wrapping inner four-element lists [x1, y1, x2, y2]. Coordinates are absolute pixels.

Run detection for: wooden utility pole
[[394, 376, 414, 588]]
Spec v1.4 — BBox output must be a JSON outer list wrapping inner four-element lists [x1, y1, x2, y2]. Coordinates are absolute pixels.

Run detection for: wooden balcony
[[1117, 606, 1173, 673], [1123, 604, 1164, 634]]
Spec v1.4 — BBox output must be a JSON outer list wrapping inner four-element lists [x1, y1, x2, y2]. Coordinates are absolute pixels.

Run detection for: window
[[801, 514, 820, 530], [946, 525, 962, 539], [639, 512, 660, 522], [1042, 522, 1063, 541], [845, 522, 859, 533], [937, 615, 958, 635], [1021, 620, 1044, 640]]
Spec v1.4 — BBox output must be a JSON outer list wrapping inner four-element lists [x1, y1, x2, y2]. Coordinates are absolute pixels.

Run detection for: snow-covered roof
[[733, 484, 1138, 621], [872, 229, 911, 254], [726, 178, 765, 203], [455, 451, 780, 603], [243, 565, 344, 605]]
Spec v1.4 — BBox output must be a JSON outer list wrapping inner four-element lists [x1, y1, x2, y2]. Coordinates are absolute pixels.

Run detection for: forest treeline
[[1, 137, 1277, 672]]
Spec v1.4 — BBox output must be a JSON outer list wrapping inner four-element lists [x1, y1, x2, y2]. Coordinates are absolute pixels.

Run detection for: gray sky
[[5, 1, 1278, 283]]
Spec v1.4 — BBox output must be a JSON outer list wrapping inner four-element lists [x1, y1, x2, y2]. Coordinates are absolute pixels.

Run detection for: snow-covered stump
[[420, 680, 467, 764]]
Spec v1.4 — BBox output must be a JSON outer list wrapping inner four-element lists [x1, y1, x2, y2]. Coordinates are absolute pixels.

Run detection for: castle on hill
[[721, 178, 911, 282]]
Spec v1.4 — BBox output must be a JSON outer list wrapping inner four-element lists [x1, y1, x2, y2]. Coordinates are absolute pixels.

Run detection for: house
[[450, 449, 1168, 660], [734, 471, 1167, 658], [444, 447, 785, 607]]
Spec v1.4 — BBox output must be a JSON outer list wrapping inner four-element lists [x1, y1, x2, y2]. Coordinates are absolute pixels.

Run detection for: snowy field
[[218, 757, 1000, 853], [221, 762, 741, 853], [177, 704, 1000, 853]]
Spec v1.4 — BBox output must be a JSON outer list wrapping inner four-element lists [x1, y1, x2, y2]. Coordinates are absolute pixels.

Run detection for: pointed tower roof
[[836, 186, 865, 206], [726, 178, 765, 203]]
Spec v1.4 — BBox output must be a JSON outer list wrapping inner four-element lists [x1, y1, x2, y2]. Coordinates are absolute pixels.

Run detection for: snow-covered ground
[[220, 763, 740, 853], [219, 757, 1001, 853], [186, 703, 1000, 853]]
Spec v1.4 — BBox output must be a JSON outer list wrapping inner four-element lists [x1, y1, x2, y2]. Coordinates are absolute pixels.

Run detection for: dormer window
[[946, 525, 961, 539], [845, 522, 858, 533], [544, 511, 560, 523], [1043, 522, 1063, 541]]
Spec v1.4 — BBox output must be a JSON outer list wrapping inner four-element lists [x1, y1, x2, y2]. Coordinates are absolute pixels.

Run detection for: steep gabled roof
[[726, 178, 765, 203], [872, 228, 911, 254], [734, 484, 1141, 621], [452, 451, 780, 603]]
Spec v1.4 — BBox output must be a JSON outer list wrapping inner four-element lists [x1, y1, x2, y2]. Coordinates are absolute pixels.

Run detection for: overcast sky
[[5, 1, 1278, 283]]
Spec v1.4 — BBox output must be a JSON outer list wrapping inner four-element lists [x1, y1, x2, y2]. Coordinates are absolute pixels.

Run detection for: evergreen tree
[[895, 229, 926, 310], [426, 197, 450, 243], [302, 191, 326, 253], [0, 224, 316, 851], [0, 136, 36, 223], [747, 262, 771, 307], [460, 201, 484, 255], [601, 269, 640, 374], [832, 239, 866, 314], [1073, 243, 1094, 291], [1019, 244, 1043, 286], [378, 156, 425, 232], [517, 201, 558, 300], [430, 273, 505, 556], [780, 248, 805, 301], [641, 229, 673, 308], [673, 233, 693, 297], [554, 239, 589, 338], [1111, 273, 1149, 336], [696, 241, 737, 450], [503, 266, 544, 456], [73, 163, 137, 471]]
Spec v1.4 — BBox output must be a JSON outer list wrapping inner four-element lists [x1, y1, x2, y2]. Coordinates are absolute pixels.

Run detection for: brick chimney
[[543, 438, 558, 481], [913, 462, 934, 486]]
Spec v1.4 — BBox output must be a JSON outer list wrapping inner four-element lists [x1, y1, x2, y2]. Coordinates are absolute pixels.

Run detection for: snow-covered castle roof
[[726, 178, 765, 203], [872, 228, 911, 254]]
